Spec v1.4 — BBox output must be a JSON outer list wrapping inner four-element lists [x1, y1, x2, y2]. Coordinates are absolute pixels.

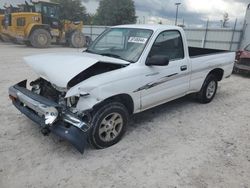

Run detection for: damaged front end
[[8, 79, 92, 153]]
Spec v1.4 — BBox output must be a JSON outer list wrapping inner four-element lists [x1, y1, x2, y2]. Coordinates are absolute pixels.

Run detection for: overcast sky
[[1, 0, 249, 27]]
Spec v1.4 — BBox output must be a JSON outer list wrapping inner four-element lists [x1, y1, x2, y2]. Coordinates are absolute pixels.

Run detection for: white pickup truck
[[9, 25, 235, 153]]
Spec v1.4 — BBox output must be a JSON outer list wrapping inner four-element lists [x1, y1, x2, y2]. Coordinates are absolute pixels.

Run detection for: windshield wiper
[[84, 49, 96, 54], [100, 53, 132, 63], [100, 53, 121, 58]]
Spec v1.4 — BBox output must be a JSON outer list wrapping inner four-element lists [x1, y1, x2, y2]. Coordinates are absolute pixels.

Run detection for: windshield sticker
[[128, 37, 148, 44]]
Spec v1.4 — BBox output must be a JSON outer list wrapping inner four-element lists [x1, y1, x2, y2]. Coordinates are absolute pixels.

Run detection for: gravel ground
[[0, 42, 250, 188]]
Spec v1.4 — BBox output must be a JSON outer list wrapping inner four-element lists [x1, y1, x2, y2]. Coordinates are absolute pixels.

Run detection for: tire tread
[[89, 102, 129, 149]]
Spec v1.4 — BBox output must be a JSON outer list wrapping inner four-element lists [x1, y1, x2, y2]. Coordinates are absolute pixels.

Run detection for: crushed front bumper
[[8, 80, 90, 153]]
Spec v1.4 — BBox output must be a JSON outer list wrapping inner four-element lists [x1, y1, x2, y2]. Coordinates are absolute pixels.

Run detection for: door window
[[149, 30, 184, 61]]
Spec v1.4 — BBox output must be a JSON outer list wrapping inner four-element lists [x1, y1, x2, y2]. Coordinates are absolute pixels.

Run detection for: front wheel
[[88, 102, 129, 149], [29, 29, 51, 48], [69, 31, 86, 48], [197, 74, 218, 103]]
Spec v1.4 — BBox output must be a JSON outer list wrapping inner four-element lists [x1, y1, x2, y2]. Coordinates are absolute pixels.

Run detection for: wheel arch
[[207, 68, 224, 81], [27, 24, 50, 38], [93, 93, 134, 115]]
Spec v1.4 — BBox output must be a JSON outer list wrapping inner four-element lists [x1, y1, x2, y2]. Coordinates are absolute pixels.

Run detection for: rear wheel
[[88, 102, 129, 149], [29, 29, 51, 48], [197, 74, 218, 103], [69, 31, 85, 48]]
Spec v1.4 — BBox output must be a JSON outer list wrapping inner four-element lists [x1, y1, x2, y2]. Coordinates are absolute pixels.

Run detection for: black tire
[[69, 31, 85, 48], [29, 29, 51, 48], [197, 74, 218, 104], [88, 102, 129, 149]]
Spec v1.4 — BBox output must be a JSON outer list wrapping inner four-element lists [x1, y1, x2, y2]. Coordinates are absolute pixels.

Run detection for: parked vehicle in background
[[234, 44, 250, 74], [0, 14, 4, 41], [0, 1, 86, 48], [8, 25, 235, 153]]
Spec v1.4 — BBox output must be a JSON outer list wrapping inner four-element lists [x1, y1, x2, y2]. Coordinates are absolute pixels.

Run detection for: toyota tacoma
[[9, 25, 235, 153]]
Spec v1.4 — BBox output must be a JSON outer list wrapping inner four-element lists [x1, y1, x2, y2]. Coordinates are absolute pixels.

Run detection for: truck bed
[[188, 46, 235, 93], [188, 47, 228, 58]]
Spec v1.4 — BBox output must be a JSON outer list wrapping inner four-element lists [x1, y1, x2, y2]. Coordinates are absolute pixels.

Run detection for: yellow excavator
[[0, 14, 3, 37], [0, 12, 8, 41], [1, 1, 86, 48]]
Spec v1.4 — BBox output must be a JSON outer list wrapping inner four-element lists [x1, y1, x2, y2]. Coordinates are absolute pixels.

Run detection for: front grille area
[[31, 78, 61, 103], [239, 58, 250, 66]]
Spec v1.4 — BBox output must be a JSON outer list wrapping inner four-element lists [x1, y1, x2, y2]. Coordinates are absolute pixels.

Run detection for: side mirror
[[146, 55, 169, 66]]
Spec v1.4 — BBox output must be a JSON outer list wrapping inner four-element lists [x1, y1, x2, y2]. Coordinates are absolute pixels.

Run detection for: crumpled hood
[[24, 52, 129, 88]]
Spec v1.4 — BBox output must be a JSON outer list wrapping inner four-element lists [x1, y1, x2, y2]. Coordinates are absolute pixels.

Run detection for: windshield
[[34, 4, 42, 13], [87, 28, 153, 63], [35, 3, 59, 19]]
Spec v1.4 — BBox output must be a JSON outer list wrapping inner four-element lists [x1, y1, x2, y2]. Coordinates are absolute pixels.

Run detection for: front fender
[[65, 85, 96, 98], [66, 85, 102, 112], [76, 96, 101, 112]]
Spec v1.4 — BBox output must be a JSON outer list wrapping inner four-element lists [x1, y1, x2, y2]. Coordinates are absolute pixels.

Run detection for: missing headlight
[[67, 96, 79, 107]]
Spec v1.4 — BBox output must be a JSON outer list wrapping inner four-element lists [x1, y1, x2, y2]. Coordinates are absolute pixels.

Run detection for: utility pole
[[175, 2, 181, 26]]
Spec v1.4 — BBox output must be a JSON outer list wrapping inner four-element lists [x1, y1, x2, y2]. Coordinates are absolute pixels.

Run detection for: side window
[[149, 30, 184, 61], [42, 6, 47, 15], [16, 17, 25, 27]]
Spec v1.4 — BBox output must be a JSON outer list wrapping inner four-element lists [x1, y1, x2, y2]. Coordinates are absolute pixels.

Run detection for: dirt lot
[[0, 42, 250, 188]]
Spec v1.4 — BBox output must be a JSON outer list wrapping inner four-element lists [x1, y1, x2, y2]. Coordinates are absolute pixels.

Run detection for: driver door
[[140, 30, 190, 110]]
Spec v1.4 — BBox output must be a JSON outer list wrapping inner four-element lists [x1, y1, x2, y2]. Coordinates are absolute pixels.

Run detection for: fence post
[[229, 19, 237, 51], [90, 24, 93, 41], [238, 20, 247, 49], [203, 19, 209, 48]]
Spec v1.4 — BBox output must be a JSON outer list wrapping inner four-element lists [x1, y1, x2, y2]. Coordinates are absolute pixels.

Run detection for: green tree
[[94, 0, 137, 26], [84, 13, 96, 25], [50, 0, 87, 21]]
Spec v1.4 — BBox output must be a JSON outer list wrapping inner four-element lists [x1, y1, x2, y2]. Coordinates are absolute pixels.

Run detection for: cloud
[[135, 0, 249, 26], [1, 0, 249, 27], [185, 0, 247, 20]]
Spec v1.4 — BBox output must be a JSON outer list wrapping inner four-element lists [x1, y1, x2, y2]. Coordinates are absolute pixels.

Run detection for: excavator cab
[[33, 1, 61, 29]]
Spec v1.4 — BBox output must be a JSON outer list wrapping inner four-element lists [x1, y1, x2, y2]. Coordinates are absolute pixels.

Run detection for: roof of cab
[[112, 24, 181, 32]]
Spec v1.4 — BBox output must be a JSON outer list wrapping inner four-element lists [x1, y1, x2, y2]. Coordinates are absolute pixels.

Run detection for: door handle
[[180, 65, 187, 71]]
